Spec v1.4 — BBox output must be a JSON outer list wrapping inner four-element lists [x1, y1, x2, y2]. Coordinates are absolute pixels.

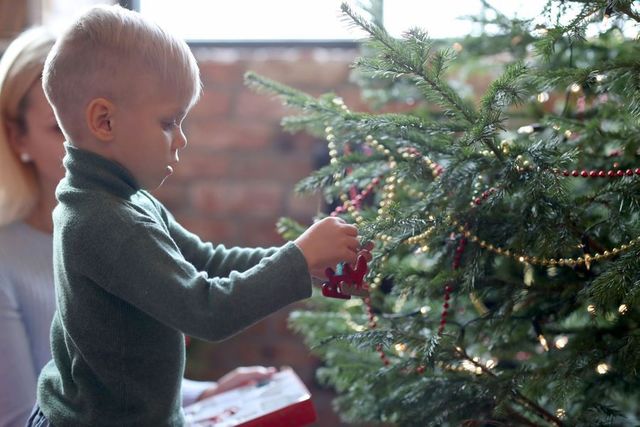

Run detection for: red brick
[[171, 150, 232, 182], [336, 86, 373, 113], [191, 181, 285, 217], [189, 88, 233, 120], [238, 217, 287, 246], [185, 119, 275, 150], [174, 216, 239, 244], [151, 182, 190, 213], [198, 61, 246, 87], [234, 89, 290, 120], [229, 153, 312, 182], [247, 58, 352, 88], [286, 192, 322, 221]]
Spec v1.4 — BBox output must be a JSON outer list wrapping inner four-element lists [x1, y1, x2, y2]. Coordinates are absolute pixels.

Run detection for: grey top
[[0, 222, 54, 427]]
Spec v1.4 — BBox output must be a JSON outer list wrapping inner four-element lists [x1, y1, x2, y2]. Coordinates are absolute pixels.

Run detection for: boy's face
[[111, 84, 192, 190]]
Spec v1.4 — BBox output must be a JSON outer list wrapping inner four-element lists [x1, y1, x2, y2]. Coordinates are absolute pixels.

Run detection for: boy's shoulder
[[55, 188, 166, 238]]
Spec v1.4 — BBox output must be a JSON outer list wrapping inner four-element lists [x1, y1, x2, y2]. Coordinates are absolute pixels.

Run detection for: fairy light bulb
[[618, 304, 628, 315], [596, 363, 609, 374], [518, 125, 534, 134], [554, 335, 569, 349], [537, 92, 549, 102], [394, 343, 407, 354], [462, 360, 475, 372], [538, 334, 550, 352], [587, 304, 596, 314]]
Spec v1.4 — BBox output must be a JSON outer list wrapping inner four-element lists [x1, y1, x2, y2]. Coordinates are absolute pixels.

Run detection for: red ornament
[[321, 254, 370, 299]]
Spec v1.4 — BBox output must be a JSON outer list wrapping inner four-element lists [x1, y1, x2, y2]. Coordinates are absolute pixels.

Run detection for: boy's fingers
[[346, 237, 360, 252], [342, 224, 358, 236], [361, 240, 374, 251]]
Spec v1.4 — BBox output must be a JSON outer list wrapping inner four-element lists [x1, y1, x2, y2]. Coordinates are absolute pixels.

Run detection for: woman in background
[[0, 27, 273, 427]]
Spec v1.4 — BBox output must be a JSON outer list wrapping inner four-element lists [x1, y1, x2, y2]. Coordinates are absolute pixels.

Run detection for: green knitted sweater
[[37, 145, 311, 426]]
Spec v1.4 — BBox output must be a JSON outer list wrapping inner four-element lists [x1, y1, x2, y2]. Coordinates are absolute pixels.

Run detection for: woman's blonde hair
[[0, 27, 56, 226]]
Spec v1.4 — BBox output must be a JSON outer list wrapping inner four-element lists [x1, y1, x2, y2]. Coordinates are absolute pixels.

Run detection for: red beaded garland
[[365, 297, 389, 365], [439, 238, 466, 335], [330, 176, 383, 217], [472, 188, 497, 207], [560, 168, 640, 179]]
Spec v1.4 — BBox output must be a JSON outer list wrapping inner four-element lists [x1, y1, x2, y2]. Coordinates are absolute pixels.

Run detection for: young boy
[[31, 5, 364, 426]]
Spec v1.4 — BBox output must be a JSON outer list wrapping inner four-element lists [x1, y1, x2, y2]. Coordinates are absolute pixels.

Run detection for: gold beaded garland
[[327, 130, 638, 269]]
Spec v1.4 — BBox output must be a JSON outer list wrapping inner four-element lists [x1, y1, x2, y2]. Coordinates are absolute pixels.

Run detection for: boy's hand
[[294, 217, 360, 278]]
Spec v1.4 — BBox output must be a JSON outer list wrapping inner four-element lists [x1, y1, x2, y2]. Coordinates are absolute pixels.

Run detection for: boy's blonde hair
[[43, 4, 201, 143], [0, 27, 56, 226]]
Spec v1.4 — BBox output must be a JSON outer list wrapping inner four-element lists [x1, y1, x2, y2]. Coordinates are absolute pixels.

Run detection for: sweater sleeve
[[161, 207, 278, 278], [85, 219, 311, 342], [0, 278, 38, 427]]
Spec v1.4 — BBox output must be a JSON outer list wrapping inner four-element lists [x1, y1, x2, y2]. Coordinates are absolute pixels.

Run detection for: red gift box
[[184, 367, 317, 426]]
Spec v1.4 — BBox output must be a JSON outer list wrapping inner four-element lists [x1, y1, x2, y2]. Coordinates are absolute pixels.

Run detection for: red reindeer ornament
[[321, 254, 370, 299]]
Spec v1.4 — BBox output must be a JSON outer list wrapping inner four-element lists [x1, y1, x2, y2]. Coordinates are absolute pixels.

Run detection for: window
[[132, 0, 549, 43]]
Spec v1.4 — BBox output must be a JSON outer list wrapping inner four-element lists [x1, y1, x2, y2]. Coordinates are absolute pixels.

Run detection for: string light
[[394, 343, 408, 354], [587, 304, 597, 314], [618, 304, 628, 315], [537, 92, 550, 102], [596, 363, 610, 374], [518, 125, 535, 134], [554, 335, 569, 349], [538, 334, 550, 352]]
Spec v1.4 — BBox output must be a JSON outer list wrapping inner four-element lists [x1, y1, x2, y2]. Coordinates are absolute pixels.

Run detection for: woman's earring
[[20, 152, 31, 163]]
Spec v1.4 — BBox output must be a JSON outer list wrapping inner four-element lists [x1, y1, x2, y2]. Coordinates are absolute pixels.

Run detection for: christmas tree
[[246, 1, 640, 425]]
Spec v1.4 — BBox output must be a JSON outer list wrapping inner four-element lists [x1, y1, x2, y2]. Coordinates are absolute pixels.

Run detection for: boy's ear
[[86, 98, 115, 142]]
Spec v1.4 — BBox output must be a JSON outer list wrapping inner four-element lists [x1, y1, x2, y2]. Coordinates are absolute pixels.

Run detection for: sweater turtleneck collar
[[60, 143, 140, 199]]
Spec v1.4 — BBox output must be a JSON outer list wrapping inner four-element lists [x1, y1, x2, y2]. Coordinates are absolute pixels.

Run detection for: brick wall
[[164, 45, 361, 427]]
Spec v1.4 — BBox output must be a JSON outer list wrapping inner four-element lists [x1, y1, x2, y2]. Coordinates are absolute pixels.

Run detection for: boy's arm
[[152, 195, 278, 276], [89, 220, 311, 342], [166, 211, 277, 277]]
